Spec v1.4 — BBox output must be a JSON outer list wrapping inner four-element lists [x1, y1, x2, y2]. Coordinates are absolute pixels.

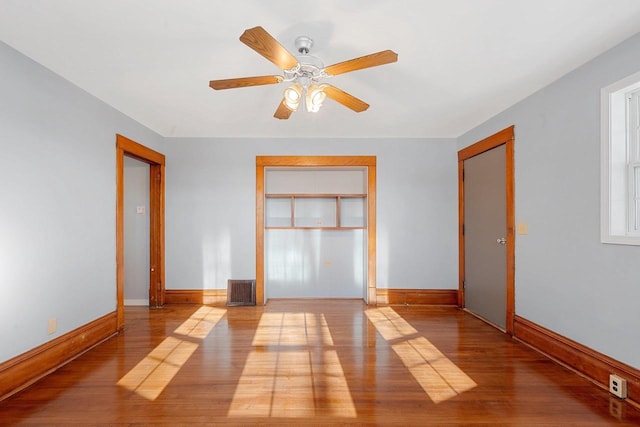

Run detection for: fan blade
[[209, 75, 283, 90], [323, 85, 369, 112], [324, 50, 398, 76], [240, 26, 298, 71], [274, 98, 294, 120]]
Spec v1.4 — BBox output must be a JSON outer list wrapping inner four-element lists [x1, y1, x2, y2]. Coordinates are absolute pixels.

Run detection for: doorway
[[116, 134, 165, 330], [123, 157, 150, 305], [458, 126, 514, 334], [256, 156, 377, 305], [263, 168, 368, 299]]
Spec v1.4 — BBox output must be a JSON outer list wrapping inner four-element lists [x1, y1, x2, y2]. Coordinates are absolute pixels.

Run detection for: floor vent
[[227, 279, 256, 306]]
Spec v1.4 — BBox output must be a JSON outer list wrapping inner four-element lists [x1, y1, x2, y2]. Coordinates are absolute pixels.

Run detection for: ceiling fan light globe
[[311, 90, 326, 105], [283, 83, 302, 110], [284, 98, 300, 110], [284, 89, 300, 103], [306, 84, 326, 112]]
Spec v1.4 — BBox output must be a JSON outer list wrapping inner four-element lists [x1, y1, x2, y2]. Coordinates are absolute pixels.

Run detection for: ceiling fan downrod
[[295, 35, 313, 54]]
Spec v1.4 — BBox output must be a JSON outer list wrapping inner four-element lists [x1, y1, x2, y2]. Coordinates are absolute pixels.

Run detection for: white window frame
[[601, 71, 640, 245]]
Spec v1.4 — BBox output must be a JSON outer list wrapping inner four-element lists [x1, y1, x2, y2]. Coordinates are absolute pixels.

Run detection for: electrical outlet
[[609, 374, 627, 399]]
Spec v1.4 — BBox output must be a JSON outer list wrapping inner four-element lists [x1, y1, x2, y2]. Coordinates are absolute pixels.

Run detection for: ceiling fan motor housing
[[297, 55, 324, 76]]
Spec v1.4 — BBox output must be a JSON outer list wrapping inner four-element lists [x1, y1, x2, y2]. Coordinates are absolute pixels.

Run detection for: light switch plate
[[517, 222, 528, 235], [48, 318, 57, 335]]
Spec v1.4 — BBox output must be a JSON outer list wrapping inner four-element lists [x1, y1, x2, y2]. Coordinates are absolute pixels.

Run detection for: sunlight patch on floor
[[252, 311, 335, 346], [173, 306, 226, 339], [366, 307, 476, 403], [393, 337, 477, 403], [229, 311, 356, 418], [365, 306, 418, 340], [117, 306, 226, 400]]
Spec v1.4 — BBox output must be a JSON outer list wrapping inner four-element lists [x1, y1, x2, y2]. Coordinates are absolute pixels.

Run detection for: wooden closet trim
[[116, 134, 165, 330], [256, 156, 377, 305]]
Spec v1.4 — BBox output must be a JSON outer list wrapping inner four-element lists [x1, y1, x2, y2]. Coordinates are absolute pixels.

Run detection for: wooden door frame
[[256, 156, 377, 305], [116, 134, 166, 330], [458, 126, 515, 335]]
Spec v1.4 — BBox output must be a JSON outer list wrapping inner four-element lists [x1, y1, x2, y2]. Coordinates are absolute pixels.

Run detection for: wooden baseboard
[[376, 288, 458, 306], [0, 311, 117, 401], [514, 315, 639, 408], [165, 288, 459, 307], [165, 289, 227, 305]]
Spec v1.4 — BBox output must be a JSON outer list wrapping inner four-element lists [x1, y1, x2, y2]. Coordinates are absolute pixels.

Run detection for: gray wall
[[458, 33, 640, 368], [163, 138, 459, 296], [0, 41, 163, 361]]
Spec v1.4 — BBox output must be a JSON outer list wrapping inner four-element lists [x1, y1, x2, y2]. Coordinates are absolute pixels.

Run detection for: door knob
[[497, 237, 506, 245]]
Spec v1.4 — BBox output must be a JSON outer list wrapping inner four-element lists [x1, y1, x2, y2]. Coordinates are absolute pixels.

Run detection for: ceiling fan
[[209, 26, 398, 119]]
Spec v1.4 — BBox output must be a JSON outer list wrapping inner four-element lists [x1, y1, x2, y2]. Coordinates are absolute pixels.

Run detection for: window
[[264, 194, 367, 229], [601, 71, 640, 245], [630, 89, 640, 233]]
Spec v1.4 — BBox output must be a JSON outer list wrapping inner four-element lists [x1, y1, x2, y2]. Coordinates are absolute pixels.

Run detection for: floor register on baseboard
[[226, 279, 256, 306]]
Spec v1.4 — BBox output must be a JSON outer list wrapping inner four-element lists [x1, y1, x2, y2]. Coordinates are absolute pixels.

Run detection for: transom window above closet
[[264, 167, 368, 230], [265, 194, 367, 229]]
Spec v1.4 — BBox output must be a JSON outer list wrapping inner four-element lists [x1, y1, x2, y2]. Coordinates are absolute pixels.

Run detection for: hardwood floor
[[1, 300, 639, 426]]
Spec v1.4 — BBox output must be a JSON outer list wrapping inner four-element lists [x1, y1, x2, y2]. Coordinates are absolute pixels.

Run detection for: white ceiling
[[1, 0, 639, 139]]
